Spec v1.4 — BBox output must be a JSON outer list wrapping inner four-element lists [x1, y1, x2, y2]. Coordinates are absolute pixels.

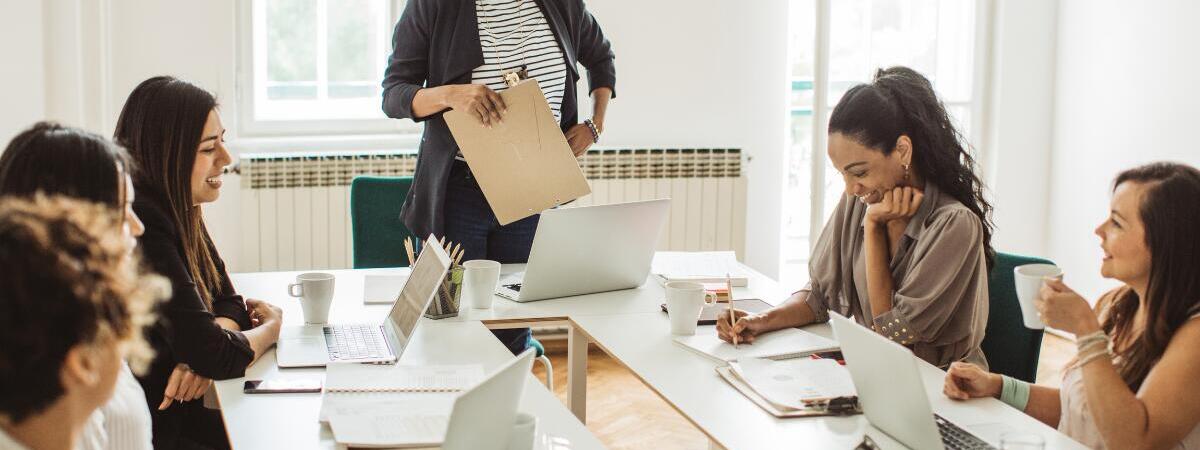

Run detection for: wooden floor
[[529, 332, 1075, 449]]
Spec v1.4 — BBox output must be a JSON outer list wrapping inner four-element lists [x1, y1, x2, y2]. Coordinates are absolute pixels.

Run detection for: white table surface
[[216, 271, 605, 450], [229, 263, 1088, 450]]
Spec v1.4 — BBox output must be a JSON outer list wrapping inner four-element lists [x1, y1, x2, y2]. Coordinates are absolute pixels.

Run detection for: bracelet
[[1074, 348, 1113, 369], [999, 375, 1031, 411], [1075, 330, 1108, 351], [583, 119, 600, 143]]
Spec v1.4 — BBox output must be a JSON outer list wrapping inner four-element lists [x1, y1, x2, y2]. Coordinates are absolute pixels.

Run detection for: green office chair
[[349, 175, 553, 388], [981, 252, 1053, 383], [350, 176, 419, 269]]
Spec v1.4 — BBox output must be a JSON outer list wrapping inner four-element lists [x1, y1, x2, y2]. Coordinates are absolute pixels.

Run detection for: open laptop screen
[[384, 237, 451, 352]]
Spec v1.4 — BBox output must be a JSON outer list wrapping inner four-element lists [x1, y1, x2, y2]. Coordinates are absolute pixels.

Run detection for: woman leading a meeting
[[382, 0, 616, 354], [717, 66, 993, 369]]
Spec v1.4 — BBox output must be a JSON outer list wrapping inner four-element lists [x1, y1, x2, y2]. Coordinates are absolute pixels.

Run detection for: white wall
[[579, 0, 790, 278], [0, 0, 46, 144], [1048, 0, 1200, 299], [16, 0, 807, 281], [983, 0, 1058, 258]]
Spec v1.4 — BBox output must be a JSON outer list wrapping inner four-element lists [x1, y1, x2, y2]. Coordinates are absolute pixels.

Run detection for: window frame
[[235, 0, 420, 139], [781, 0, 992, 285]]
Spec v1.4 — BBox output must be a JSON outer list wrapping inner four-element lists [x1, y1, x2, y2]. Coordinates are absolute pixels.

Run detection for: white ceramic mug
[[1013, 264, 1063, 329], [665, 281, 718, 335], [462, 260, 501, 309], [287, 272, 335, 324], [506, 412, 537, 450]]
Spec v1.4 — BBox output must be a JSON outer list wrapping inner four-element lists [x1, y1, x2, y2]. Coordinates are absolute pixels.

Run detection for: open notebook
[[320, 363, 484, 448], [673, 327, 838, 363]]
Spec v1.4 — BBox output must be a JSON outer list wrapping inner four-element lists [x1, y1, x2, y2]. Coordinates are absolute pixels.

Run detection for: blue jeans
[[443, 161, 536, 355]]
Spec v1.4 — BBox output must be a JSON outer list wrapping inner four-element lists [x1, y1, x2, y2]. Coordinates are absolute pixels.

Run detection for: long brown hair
[[828, 66, 995, 268], [1099, 162, 1200, 391], [113, 76, 223, 308]]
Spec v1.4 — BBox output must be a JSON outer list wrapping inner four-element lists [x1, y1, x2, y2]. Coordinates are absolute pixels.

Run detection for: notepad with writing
[[319, 363, 483, 447], [672, 327, 838, 363]]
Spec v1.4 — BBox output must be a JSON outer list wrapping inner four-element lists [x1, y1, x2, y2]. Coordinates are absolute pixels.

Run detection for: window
[[782, 0, 985, 291], [239, 0, 416, 136]]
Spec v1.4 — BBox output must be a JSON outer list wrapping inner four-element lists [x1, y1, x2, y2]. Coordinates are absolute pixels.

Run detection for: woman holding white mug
[[944, 162, 1200, 450]]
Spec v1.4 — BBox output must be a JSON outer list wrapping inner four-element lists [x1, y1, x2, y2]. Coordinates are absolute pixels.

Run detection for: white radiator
[[237, 148, 746, 272]]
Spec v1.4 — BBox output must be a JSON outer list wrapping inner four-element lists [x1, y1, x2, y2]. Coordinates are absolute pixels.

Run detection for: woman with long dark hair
[[0, 122, 155, 450], [718, 66, 994, 368], [945, 162, 1200, 449], [114, 76, 283, 450]]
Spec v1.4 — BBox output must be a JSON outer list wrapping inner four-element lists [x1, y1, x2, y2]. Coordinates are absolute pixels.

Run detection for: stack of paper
[[652, 251, 749, 287], [320, 363, 483, 447], [673, 327, 838, 363], [363, 274, 408, 305], [717, 357, 856, 417]]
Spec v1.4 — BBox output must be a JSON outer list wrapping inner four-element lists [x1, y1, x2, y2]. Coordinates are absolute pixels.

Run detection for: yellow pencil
[[727, 273, 737, 347]]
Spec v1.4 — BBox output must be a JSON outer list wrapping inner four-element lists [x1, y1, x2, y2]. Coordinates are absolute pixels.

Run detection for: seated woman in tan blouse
[[718, 66, 994, 368], [944, 162, 1200, 450]]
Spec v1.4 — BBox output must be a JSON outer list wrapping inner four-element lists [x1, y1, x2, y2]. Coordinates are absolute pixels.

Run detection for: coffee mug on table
[[462, 259, 502, 309], [506, 412, 537, 450], [287, 272, 335, 324], [1013, 264, 1063, 329], [665, 281, 718, 335]]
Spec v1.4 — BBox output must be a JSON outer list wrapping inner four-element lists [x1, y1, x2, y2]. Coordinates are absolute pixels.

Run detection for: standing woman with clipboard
[[382, 0, 616, 354]]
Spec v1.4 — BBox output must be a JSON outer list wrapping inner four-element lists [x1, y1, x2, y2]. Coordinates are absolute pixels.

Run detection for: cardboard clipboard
[[443, 79, 591, 225]]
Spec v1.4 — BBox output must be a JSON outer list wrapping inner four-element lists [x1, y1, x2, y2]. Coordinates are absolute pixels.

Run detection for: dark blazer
[[382, 0, 616, 238], [133, 195, 254, 449]]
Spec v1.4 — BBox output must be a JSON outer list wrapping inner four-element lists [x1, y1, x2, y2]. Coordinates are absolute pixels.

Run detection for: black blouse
[[133, 196, 254, 449]]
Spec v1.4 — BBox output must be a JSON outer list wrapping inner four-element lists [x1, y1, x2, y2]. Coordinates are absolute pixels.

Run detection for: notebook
[[652, 251, 749, 287], [673, 327, 838, 363], [716, 358, 859, 418], [319, 363, 484, 447]]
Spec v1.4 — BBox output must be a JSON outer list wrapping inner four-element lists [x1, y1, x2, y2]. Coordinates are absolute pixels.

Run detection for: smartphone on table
[[243, 378, 322, 394]]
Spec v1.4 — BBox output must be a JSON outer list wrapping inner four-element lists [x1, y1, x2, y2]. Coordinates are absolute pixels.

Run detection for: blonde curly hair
[[0, 194, 169, 423]]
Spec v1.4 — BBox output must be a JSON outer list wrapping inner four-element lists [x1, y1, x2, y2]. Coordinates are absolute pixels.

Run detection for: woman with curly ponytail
[[718, 66, 994, 369]]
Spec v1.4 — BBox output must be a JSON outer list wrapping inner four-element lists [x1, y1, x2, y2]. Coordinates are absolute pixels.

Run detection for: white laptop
[[830, 314, 997, 450], [276, 236, 450, 368], [497, 199, 669, 302], [441, 349, 535, 450]]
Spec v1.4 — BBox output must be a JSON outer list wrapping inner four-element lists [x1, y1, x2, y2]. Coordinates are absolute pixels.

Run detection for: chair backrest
[[350, 176, 417, 268], [981, 252, 1053, 383]]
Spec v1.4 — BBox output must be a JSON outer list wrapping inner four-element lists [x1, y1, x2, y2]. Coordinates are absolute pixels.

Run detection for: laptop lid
[[516, 199, 669, 301], [381, 235, 451, 359], [830, 314, 945, 450], [441, 349, 536, 450]]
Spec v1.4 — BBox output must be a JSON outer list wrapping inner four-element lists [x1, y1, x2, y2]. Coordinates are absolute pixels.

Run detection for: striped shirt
[[471, 0, 567, 121], [78, 363, 153, 450]]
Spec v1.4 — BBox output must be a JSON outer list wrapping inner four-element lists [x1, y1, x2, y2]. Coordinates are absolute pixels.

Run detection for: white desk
[[229, 264, 1088, 450], [215, 272, 605, 450]]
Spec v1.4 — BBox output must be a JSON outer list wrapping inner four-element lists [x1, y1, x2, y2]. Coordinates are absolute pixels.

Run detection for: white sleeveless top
[[78, 362, 153, 450], [1057, 313, 1200, 449]]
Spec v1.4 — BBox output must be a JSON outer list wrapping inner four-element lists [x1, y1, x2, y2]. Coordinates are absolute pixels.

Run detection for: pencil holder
[[424, 266, 463, 319]]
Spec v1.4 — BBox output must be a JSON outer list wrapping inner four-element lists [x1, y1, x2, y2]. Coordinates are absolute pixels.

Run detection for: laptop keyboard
[[504, 283, 522, 292], [935, 414, 995, 450], [323, 325, 388, 360]]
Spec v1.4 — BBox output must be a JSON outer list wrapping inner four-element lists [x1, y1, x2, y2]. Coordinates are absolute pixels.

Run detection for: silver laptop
[[497, 199, 669, 302], [830, 314, 997, 450], [441, 349, 535, 450], [277, 236, 450, 368]]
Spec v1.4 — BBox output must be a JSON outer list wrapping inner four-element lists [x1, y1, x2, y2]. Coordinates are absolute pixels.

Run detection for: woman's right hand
[[715, 309, 770, 344], [943, 362, 1002, 400], [245, 299, 283, 336], [443, 84, 507, 127]]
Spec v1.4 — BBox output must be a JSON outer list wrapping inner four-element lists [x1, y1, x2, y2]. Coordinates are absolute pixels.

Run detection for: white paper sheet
[[673, 327, 838, 363]]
